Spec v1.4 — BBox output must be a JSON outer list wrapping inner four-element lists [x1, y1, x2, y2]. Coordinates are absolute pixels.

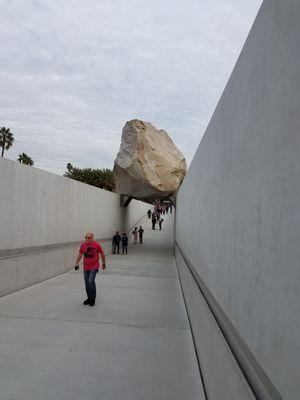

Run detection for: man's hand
[[102, 263, 106, 270], [74, 265, 79, 271]]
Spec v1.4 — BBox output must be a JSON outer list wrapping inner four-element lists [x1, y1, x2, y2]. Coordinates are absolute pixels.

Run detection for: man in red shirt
[[74, 232, 106, 306]]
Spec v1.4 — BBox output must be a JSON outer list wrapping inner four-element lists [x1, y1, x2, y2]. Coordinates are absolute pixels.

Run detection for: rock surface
[[113, 120, 187, 200]]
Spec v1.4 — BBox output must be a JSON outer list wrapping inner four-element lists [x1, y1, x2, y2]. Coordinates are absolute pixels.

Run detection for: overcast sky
[[0, 0, 262, 175]]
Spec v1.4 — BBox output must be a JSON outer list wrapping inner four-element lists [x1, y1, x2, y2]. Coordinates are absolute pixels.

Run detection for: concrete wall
[[0, 158, 149, 296], [123, 199, 151, 241], [175, 1, 300, 399]]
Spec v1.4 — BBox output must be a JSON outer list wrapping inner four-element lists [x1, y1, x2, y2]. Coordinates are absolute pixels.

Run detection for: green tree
[[99, 168, 115, 192], [0, 127, 14, 157], [17, 152, 34, 166], [64, 163, 115, 192]]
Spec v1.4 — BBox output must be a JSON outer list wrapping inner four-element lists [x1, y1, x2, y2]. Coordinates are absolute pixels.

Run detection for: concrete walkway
[[0, 214, 204, 400]]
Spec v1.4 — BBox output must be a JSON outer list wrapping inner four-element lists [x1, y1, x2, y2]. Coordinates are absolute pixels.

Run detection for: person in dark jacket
[[151, 212, 156, 230], [159, 218, 164, 230], [112, 231, 121, 254], [121, 233, 128, 254], [138, 226, 144, 243]]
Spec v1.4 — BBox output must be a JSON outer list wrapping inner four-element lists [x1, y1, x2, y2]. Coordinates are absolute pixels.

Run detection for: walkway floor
[[0, 213, 204, 400]]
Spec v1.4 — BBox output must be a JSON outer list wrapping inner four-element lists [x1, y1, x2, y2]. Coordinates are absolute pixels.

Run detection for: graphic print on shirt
[[84, 246, 95, 259]]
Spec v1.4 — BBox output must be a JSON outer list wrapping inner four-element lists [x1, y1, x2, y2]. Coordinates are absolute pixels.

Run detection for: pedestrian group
[[74, 201, 172, 307]]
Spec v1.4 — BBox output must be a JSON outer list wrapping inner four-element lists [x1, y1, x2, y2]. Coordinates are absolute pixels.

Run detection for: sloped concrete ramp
[[0, 215, 204, 400]]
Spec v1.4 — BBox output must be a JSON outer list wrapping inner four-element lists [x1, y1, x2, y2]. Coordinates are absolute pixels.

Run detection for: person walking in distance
[[138, 226, 144, 244], [151, 212, 156, 230], [121, 233, 128, 254], [74, 232, 106, 306], [112, 230, 121, 254], [132, 227, 138, 244], [147, 209, 151, 219], [159, 218, 164, 230]]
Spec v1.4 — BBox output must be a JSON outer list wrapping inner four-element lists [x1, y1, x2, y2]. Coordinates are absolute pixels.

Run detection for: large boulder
[[113, 119, 187, 200]]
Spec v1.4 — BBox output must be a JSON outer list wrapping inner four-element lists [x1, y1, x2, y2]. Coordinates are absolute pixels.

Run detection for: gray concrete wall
[[175, 247, 256, 400], [175, 1, 300, 399], [0, 158, 149, 296], [123, 199, 151, 242]]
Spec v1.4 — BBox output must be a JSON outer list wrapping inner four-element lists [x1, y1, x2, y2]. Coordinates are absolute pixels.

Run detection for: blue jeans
[[84, 269, 98, 299]]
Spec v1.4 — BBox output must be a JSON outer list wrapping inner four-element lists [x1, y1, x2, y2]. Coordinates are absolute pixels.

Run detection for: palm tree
[[0, 127, 14, 157], [17, 153, 34, 166]]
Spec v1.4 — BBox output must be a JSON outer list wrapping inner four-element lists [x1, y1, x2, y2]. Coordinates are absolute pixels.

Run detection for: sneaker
[[83, 298, 90, 305], [89, 298, 95, 306]]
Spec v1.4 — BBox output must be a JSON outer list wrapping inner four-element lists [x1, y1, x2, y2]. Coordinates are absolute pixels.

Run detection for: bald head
[[85, 232, 94, 242]]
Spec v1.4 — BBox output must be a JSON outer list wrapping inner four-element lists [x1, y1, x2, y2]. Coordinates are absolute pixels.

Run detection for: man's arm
[[75, 252, 83, 269], [100, 252, 106, 270]]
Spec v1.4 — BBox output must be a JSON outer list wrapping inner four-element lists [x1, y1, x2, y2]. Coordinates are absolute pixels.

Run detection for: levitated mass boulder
[[113, 119, 187, 200]]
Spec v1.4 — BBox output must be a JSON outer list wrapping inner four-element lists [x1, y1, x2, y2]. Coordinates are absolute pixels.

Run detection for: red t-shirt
[[79, 241, 104, 271]]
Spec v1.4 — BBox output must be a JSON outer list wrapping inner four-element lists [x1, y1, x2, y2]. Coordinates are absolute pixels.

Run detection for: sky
[[0, 0, 262, 175]]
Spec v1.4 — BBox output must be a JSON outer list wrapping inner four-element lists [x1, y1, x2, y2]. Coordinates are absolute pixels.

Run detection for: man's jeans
[[84, 269, 98, 299]]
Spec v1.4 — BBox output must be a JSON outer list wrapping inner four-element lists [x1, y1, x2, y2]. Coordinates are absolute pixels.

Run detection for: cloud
[[0, 0, 262, 174]]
